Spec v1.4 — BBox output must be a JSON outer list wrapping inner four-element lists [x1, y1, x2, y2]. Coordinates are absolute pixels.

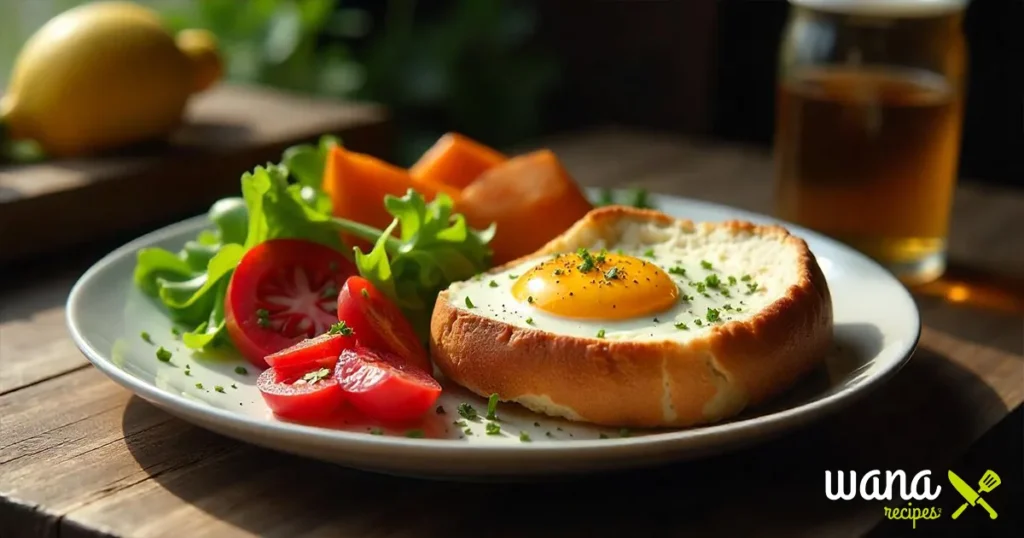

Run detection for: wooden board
[[1, 128, 1021, 538], [0, 84, 391, 264]]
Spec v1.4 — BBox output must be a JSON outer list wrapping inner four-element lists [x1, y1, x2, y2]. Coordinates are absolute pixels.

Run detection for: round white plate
[[67, 192, 920, 479]]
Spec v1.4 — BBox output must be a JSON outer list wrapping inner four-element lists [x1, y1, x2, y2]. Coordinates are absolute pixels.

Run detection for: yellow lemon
[[0, 1, 222, 157]]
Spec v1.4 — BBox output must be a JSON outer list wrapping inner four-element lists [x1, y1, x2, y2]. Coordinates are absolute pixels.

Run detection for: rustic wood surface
[[1, 128, 1021, 538], [0, 83, 391, 264]]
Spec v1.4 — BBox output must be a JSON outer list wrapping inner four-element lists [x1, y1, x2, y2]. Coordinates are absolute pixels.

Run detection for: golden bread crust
[[429, 206, 833, 428]]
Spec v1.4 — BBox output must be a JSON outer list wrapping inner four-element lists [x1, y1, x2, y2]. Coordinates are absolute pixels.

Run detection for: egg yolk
[[511, 250, 679, 320]]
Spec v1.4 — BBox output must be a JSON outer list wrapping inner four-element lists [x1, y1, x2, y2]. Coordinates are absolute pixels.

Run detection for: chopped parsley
[[256, 308, 270, 328], [681, 294, 694, 301], [184, 370, 192, 377], [457, 402, 478, 420], [604, 267, 620, 280], [723, 304, 734, 311], [214, 385, 226, 394], [721, 289, 731, 297], [746, 282, 759, 294], [489, 280, 499, 288], [485, 422, 501, 435], [509, 273, 519, 279], [693, 282, 707, 293], [728, 276, 738, 286], [327, 321, 354, 336], [234, 366, 248, 375], [701, 260, 713, 270], [706, 308, 721, 322], [576, 248, 596, 273], [669, 266, 686, 277], [705, 274, 720, 288], [486, 393, 499, 420], [140, 331, 153, 344], [694, 319, 704, 327], [463, 427, 473, 435], [231, 383, 237, 389], [296, 367, 331, 385], [674, 322, 689, 330], [171, 327, 181, 337], [155, 347, 172, 362], [465, 296, 475, 308], [195, 382, 204, 390], [643, 248, 655, 258], [595, 249, 608, 264], [405, 429, 425, 438], [525, 317, 534, 325], [553, 269, 564, 276], [741, 274, 752, 282], [519, 431, 532, 442], [596, 329, 606, 338]]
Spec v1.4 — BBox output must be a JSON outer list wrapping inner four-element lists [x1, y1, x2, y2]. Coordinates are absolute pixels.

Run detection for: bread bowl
[[429, 206, 833, 428]]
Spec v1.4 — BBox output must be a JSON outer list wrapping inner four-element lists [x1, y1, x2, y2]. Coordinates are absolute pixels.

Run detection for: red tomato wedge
[[336, 277, 430, 373], [335, 347, 441, 423], [225, 239, 356, 368], [264, 327, 355, 376], [256, 366, 344, 421]]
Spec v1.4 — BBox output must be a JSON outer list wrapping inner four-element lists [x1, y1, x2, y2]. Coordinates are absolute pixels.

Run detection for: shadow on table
[[119, 344, 1008, 537]]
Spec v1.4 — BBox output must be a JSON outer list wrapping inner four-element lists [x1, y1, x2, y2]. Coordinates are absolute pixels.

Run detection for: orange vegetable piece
[[323, 145, 458, 249], [410, 133, 507, 190], [459, 149, 593, 265]]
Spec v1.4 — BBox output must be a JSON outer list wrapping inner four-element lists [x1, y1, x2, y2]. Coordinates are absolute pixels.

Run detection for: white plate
[[66, 192, 920, 479]]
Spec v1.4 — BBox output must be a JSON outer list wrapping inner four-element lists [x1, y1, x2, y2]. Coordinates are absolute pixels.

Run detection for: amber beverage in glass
[[774, 0, 968, 285]]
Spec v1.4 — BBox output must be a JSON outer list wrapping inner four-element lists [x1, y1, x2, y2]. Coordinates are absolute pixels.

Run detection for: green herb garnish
[[675, 322, 689, 330], [604, 267, 619, 280], [553, 269, 563, 276], [327, 321, 354, 336], [643, 248, 655, 258], [669, 266, 686, 277], [256, 308, 270, 328], [701, 260, 713, 270], [706, 308, 721, 322], [705, 274, 721, 288], [195, 383, 204, 390], [596, 329, 606, 338], [234, 366, 248, 375], [595, 249, 608, 264], [694, 319, 704, 327], [214, 385, 226, 393], [576, 248, 596, 273], [728, 276, 738, 286], [525, 317, 534, 325], [741, 274, 752, 282], [489, 280, 498, 288], [509, 273, 518, 279], [140, 331, 153, 344], [458, 402, 478, 420], [405, 429, 425, 438], [485, 422, 501, 435], [746, 282, 759, 294], [486, 393, 499, 420], [519, 431, 532, 442], [156, 347, 172, 362], [297, 367, 331, 385], [465, 296, 475, 309]]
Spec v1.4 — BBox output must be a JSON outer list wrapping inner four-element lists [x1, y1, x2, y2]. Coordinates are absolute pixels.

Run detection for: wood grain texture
[[1, 128, 1021, 538], [0, 84, 391, 264]]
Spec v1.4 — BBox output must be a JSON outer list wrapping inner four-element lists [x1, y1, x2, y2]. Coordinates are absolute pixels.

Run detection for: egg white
[[445, 223, 799, 342]]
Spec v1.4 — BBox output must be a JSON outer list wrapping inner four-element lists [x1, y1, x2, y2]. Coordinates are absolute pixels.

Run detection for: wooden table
[[2, 128, 1021, 537]]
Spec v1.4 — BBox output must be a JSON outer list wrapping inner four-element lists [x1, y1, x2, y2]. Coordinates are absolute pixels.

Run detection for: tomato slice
[[336, 277, 430, 372], [335, 347, 441, 423], [225, 239, 356, 368], [256, 366, 344, 422], [264, 328, 355, 376]]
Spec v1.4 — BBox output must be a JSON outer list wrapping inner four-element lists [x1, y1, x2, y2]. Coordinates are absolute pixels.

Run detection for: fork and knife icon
[[948, 470, 1001, 520]]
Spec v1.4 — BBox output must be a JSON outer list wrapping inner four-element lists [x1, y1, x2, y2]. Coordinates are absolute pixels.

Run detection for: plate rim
[[66, 192, 921, 457]]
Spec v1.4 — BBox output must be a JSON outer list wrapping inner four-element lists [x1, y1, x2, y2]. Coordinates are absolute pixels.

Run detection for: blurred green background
[[0, 0, 560, 165]]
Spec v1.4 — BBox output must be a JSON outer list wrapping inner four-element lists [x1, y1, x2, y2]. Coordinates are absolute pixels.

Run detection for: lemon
[[0, 1, 222, 157]]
